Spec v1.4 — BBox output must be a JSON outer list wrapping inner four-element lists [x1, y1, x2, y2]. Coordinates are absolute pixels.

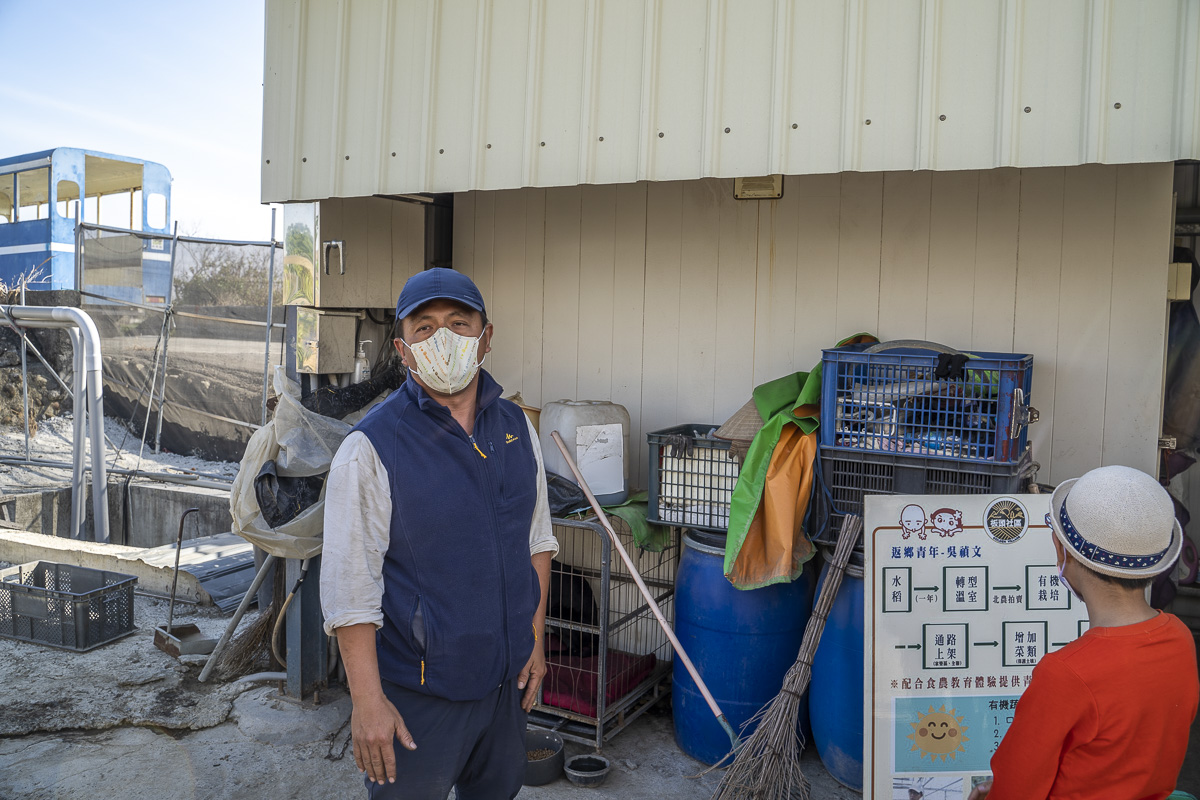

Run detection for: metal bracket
[[1160, 436, 1178, 450], [1010, 388, 1040, 440], [323, 240, 345, 275]]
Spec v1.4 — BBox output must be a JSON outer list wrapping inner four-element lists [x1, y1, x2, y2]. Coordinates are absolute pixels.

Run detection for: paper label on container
[[576, 423, 623, 495]]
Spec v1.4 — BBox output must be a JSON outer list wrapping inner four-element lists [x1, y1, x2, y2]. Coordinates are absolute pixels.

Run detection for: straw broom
[[211, 563, 286, 678], [711, 513, 863, 800]]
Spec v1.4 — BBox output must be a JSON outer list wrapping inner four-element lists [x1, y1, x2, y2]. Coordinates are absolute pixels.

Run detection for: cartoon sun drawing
[[907, 705, 969, 762]]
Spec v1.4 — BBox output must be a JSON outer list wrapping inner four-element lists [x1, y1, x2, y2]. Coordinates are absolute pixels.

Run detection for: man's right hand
[[335, 623, 417, 786], [351, 693, 417, 785]]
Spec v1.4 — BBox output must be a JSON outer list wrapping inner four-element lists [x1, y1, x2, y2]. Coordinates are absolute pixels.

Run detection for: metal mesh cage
[[0, 561, 137, 651], [530, 515, 677, 748]]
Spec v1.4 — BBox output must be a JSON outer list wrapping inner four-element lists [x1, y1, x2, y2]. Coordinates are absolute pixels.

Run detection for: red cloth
[[988, 611, 1198, 800], [542, 649, 657, 717]]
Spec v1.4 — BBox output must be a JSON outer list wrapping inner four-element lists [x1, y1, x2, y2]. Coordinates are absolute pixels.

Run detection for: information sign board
[[863, 494, 1089, 799]]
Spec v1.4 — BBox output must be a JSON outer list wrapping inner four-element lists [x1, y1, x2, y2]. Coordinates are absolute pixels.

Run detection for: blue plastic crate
[[819, 342, 1034, 464]]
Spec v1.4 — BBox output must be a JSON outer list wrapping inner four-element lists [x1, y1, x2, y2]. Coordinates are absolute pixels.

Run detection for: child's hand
[[967, 781, 993, 800]]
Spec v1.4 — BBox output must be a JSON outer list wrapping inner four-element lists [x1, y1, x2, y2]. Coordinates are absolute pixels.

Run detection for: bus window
[[99, 192, 132, 227], [17, 168, 49, 221], [0, 174, 12, 223], [147, 192, 166, 229], [57, 179, 80, 219]]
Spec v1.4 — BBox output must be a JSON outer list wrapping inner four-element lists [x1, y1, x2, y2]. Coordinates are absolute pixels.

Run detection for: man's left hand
[[518, 643, 546, 712]]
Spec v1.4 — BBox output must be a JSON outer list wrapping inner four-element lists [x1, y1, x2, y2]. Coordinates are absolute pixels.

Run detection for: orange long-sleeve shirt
[[987, 611, 1198, 800]]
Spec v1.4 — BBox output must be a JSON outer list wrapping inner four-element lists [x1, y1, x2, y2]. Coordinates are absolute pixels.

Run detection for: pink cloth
[[542, 649, 657, 717]]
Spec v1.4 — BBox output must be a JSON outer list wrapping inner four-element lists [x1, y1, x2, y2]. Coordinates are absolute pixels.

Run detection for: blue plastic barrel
[[672, 531, 815, 765], [809, 546, 865, 790]]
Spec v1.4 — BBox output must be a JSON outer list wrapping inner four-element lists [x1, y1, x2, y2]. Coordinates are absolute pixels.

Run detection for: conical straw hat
[[715, 398, 763, 443]]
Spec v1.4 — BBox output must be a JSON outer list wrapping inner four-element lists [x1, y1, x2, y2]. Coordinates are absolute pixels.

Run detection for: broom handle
[[793, 515, 861, 669], [550, 431, 739, 747]]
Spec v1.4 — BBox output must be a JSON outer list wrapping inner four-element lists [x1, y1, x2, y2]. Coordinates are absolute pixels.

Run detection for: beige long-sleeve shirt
[[320, 413, 558, 636]]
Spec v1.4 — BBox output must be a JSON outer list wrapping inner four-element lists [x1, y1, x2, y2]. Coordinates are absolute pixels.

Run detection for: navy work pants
[[365, 678, 526, 800]]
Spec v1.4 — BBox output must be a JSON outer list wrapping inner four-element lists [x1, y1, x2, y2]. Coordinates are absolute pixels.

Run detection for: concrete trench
[[1, 478, 233, 548]]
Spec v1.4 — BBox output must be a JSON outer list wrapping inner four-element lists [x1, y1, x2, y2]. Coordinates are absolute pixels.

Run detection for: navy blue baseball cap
[[395, 268, 486, 320]]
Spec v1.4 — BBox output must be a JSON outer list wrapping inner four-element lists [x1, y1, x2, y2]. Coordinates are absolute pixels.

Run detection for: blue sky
[[0, 0, 272, 240]]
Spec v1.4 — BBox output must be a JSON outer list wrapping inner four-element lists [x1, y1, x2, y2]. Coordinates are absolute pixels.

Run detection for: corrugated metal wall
[[453, 163, 1174, 488], [262, 0, 1200, 202]]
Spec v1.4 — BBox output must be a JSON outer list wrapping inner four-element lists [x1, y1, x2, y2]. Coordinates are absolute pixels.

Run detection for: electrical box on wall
[[293, 308, 358, 374]]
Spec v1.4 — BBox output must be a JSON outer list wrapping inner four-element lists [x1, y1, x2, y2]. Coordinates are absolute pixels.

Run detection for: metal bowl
[[564, 753, 611, 787], [523, 730, 565, 786]]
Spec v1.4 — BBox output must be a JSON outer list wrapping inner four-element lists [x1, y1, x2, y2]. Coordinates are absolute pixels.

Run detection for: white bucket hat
[[1048, 465, 1182, 580]]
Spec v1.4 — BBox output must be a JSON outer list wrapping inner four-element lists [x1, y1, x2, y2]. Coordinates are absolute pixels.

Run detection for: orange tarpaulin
[[724, 423, 817, 588]]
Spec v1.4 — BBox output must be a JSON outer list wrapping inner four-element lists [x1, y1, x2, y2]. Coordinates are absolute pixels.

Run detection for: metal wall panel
[[262, 0, 1200, 202], [1011, 2, 1090, 167], [454, 163, 1174, 488]]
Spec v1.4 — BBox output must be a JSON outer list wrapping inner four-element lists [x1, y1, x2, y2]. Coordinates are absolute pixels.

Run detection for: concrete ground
[[0, 689, 858, 800], [0, 592, 858, 800], [2, 590, 1196, 799]]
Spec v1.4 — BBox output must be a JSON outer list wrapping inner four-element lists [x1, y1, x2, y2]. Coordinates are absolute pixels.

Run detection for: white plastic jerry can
[[540, 400, 631, 506]]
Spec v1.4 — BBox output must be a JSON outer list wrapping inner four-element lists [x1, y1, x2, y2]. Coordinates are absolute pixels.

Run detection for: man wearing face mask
[[321, 268, 557, 799], [968, 465, 1197, 800]]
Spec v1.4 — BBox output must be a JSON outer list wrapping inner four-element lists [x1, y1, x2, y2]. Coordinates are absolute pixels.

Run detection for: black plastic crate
[[647, 424, 738, 533], [0, 561, 137, 651], [813, 447, 1038, 546]]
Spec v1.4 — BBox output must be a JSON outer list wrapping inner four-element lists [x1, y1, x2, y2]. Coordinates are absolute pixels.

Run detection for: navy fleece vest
[[353, 370, 540, 701]]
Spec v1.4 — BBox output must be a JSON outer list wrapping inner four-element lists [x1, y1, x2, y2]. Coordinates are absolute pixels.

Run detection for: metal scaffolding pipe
[[1, 305, 110, 543], [154, 222, 181, 454], [69, 328, 87, 539], [19, 286, 29, 462]]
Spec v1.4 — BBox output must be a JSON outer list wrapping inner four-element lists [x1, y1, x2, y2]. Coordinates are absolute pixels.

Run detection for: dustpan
[[153, 508, 216, 658]]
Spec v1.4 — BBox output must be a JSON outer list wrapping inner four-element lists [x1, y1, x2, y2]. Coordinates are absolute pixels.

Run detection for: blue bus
[[0, 147, 172, 303]]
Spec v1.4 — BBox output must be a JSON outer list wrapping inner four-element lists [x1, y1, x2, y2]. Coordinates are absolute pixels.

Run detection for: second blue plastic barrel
[[672, 531, 815, 765], [809, 547, 865, 790]]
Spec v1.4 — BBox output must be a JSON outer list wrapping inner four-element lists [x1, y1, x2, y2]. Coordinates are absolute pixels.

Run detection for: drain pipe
[[1, 305, 109, 543]]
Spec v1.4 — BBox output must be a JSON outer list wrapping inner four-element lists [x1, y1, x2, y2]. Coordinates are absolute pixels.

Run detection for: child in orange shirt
[[970, 466, 1198, 800]]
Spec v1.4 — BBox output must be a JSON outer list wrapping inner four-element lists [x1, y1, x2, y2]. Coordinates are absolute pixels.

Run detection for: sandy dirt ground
[[0, 413, 240, 492]]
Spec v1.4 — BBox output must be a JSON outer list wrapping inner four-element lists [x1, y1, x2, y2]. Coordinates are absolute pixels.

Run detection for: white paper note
[[576, 423, 623, 495]]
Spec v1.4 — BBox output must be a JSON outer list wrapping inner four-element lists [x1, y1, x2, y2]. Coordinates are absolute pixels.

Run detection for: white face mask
[[402, 327, 486, 395]]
